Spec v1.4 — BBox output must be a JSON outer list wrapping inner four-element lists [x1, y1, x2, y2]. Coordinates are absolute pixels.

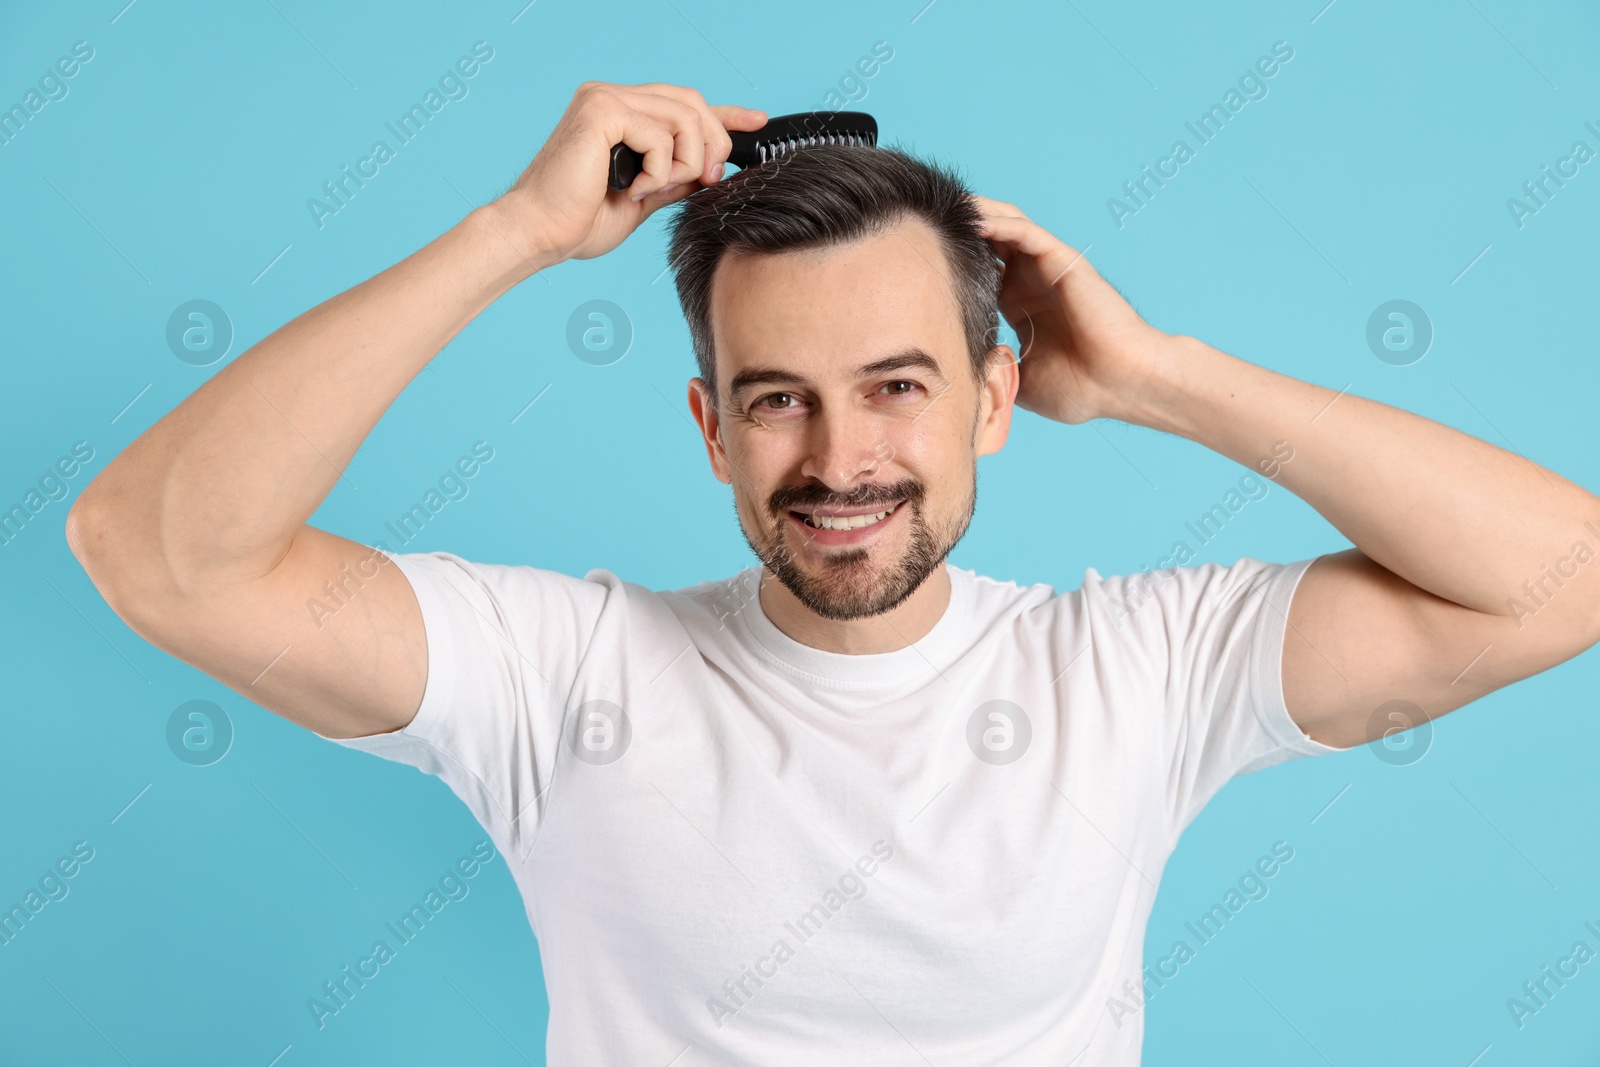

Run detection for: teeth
[[802, 504, 896, 531]]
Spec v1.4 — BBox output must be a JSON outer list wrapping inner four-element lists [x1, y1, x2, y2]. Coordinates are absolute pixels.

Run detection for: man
[[67, 81, 1600, 1064]]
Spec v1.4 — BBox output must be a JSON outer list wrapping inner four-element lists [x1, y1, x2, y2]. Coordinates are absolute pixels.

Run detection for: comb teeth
[[758, 129, 877, 163]]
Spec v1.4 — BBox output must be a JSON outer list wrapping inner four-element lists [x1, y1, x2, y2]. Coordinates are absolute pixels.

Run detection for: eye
[[753, 392, 801, 411], [880, 380, 921, 397]]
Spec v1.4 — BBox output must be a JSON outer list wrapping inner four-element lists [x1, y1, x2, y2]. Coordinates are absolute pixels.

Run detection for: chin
[[755, 503, 959, 622]]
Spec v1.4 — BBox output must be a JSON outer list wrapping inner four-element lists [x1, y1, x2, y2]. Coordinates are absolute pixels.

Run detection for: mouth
[[785, 500, 904, 546]]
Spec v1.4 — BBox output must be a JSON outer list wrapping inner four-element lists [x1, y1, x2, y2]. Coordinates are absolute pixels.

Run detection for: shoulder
[[1064, 558, 1316, 659], [958, 564, 1058, 612], [960, 557, 1303, 646], [383, 548, 628, 602], [654, 567, 765, 634]]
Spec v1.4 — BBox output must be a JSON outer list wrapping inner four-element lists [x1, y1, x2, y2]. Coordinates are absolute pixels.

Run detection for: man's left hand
[[973, 195, 1178, 426]]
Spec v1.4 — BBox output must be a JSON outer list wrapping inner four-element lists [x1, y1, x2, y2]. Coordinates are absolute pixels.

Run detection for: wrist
[[465, 195, 563, 287], [1109, 334, 1238, 439]]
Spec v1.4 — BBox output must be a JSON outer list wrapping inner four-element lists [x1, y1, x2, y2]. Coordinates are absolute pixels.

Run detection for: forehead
[[707, 215, 967, 389]]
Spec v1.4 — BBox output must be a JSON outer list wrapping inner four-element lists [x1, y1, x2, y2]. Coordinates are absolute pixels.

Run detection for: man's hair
[[664, 144, 1002, 405]]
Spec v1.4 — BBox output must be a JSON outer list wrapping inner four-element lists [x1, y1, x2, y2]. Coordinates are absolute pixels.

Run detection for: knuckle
[[669, 98, 702, 127], [650, 116, 679, 143], [582, 86, 619, 112]]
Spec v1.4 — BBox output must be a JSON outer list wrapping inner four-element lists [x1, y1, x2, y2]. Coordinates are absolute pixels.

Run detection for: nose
[[798, 402, 891, 496]]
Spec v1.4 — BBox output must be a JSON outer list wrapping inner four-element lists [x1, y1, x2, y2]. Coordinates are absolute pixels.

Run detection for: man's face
[[687, 215, 1016, 621]]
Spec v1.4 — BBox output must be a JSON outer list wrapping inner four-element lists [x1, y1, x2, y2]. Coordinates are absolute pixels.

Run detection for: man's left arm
[[1129, 340, 1600, 748], [972, 195, 1600, 750]]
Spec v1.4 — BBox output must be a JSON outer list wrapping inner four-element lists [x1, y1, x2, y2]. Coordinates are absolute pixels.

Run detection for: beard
[[736, 465, 977, 622]]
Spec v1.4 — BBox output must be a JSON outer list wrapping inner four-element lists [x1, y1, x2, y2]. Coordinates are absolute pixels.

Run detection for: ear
[[975, 345, 1019, 457], [687, 377, 733, 484]]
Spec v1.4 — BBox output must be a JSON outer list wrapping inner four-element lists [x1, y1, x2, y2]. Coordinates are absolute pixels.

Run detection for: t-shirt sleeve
[[313, 549, 617, 859], [1080, 555, 1345, 836]]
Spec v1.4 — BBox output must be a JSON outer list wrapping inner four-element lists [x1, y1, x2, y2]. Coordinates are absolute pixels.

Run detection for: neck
[[757, 564, 952, 654]]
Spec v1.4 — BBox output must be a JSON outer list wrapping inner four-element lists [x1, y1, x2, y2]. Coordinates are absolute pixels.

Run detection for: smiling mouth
[[791, 501, 903, 531]]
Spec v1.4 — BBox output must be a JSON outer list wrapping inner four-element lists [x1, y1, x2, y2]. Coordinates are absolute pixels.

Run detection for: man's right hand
[[497, 82, 767, 266]]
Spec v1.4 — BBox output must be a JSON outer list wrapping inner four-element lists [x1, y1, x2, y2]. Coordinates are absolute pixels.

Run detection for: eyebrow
[[726, 348, 950, 404]]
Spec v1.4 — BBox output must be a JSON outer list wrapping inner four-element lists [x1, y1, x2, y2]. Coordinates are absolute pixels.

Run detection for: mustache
[[768, 478, 924, 515]]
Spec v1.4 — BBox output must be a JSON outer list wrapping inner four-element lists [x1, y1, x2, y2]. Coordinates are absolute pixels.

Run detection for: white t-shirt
[[322, 549, 1341, 1065]]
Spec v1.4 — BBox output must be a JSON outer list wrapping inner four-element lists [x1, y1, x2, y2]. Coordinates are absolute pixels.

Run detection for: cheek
[[723, 437, 789, 518], [879, 420, 954, 477], [900, 423, 978, 511]]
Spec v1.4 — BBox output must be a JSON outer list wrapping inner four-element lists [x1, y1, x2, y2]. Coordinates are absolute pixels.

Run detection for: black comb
[[608, 111, 879, 191]]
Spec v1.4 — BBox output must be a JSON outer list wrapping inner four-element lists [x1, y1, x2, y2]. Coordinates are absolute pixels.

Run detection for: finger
[[626, 84, 766, 183], [977, 212, 1065, 251], [972, 198, 1042, 268], [970, 194, 1026, 220], [578, 86, 678, 199], [612, 89, 709, 195], [635, 179, 696, 216], [977, 213, 1090, 280], [707, 103, 769, 131], [704, 104, 767, 182], [617, 118, 679, 200], [971, 198, 1045, 259]]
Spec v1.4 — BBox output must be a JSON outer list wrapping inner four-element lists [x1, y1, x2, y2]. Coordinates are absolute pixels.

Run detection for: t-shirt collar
[[733, 562, 972, 690]]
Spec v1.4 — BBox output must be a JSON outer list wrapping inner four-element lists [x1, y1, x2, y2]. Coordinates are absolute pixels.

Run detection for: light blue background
[[4, 0, 1598, 1063]]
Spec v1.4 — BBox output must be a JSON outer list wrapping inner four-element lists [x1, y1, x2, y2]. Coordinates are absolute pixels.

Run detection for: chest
[[521, 663, 1169, 1043]]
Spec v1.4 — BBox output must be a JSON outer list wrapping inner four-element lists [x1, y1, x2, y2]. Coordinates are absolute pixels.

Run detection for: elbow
[[65, 489, 106, 573], [65, 489, 127, 607], [66, 483, 239, 626], [65, 487, 164, 621]]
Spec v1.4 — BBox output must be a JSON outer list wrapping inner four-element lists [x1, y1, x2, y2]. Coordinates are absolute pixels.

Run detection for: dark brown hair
[[664, 144, 1002, 405]]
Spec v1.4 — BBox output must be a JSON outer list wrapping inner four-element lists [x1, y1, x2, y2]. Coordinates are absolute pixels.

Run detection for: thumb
[[635, 181, 697, 216]]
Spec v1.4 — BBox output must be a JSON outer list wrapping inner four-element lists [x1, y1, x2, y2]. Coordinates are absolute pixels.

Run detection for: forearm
[[71, 200, 548, 593], [1125, 336, 1600, 628]]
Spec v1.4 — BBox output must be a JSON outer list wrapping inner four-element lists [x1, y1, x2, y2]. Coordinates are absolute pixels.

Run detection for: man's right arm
[[65, 82, 761, 740]]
